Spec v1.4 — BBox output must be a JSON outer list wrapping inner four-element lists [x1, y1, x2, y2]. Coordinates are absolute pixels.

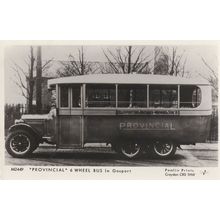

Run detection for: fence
[[5, 104, 22, 131], [207, 106, 218, 142]]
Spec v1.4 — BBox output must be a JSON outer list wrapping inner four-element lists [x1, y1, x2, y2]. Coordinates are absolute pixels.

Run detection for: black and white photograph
[[1, 1, 220, 220], [2, 42, 219, 178]]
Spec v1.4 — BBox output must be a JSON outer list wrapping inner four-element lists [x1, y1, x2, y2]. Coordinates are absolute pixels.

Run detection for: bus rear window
[[86, 84, 116, 107], [60, 86, 69, 108], [149, 85, 178, 108], [118, 85, 147, 108], [180, 86, 201, 108]]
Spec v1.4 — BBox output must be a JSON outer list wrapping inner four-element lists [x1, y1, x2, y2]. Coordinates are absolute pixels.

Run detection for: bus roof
[[48, 73, 210, 88]]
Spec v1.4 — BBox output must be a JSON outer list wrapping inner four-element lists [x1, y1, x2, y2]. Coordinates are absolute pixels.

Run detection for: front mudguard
[[8, 123, 43, 143]]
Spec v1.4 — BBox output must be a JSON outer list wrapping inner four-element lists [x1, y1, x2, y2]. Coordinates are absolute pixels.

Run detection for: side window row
[[60, 84, 201, 108]]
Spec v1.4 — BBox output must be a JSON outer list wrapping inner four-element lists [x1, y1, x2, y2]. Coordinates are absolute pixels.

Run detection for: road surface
[[5, 143, 218, 167]]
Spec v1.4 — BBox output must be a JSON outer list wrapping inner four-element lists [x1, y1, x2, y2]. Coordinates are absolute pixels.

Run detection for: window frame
[[117, 84, 148, 108], [149, 84, 179, 109], [59, 84, 83, 109], [59, 85, 70, 109], [70, 83, 202, 110], [71, 84, 82, 109], [85, 84, 117, 109], [179, 85, 202, 109]]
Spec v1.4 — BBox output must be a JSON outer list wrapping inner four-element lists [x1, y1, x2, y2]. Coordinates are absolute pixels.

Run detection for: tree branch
[[42, 58, 54, 72], [201, 57, 218, 79]]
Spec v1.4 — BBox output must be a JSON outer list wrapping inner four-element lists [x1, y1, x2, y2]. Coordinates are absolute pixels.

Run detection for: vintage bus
[[5, 74, 212, 159]]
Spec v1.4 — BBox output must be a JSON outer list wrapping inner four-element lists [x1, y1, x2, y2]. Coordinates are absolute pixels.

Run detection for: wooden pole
[[36, 46, 42, 113]]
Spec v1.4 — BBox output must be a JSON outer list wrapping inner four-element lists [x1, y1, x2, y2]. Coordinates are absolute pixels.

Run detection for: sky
[[4, 44, 218, 104]]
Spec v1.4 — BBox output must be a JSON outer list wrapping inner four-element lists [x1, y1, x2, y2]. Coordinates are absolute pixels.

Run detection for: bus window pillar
[[147, 85, 149, 108], [178, 85, 180, 109], [129, 89, 133, 107], [116, 84, 118, 108], [56, 84, 59, 110], [81, 84, 86, 148]]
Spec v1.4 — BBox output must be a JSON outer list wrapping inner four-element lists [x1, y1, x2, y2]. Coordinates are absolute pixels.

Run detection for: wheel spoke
[[10, 133, 30, 154], [154, 143, 174, 157]]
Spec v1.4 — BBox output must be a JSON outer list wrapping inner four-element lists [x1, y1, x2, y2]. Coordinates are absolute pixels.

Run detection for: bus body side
[[56, 83, 212, 147], [84, 115, 211, 145]]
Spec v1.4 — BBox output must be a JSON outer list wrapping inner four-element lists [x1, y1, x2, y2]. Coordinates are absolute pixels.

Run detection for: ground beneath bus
[[5, 143, 218, 167]]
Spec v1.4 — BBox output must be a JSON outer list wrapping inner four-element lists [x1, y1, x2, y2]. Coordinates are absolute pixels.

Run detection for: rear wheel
[[119, 142, 143, 159], [5, 129, 38, 158], [150, 142, 177, 159]]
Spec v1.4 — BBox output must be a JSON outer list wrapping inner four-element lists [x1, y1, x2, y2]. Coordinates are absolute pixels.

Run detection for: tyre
[[150, 142, 177, 159], [119, 142, 143, 159], [5, 129, 38, 158]]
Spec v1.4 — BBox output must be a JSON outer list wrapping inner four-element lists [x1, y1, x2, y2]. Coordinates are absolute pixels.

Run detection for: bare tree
[[57, 47, 98, 76], [103, 46, 152, 74], [200, 57, 218, 98], [154, 47, 188, 77], [11, 46, 53, 113], [169, 47, 187, 76], [11, 46, 35, 113]]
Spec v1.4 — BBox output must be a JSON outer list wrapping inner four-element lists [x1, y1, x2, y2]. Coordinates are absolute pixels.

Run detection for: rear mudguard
[[8, 123, 43, 143]]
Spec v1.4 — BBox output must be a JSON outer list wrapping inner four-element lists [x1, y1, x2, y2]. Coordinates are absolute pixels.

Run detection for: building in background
[[26, 76, 54, 113]]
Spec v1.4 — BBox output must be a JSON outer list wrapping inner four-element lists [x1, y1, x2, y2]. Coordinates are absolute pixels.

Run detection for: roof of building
[[48, 73, 210, 88]]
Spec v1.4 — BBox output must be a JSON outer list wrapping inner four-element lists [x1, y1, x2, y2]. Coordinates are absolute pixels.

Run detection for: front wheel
[[150, 143, 177, 159], [5, 130, 38, 158]]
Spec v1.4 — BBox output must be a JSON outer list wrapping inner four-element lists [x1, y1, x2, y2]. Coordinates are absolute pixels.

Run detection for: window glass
[[149, 85, 178, 108], [86, 84, 116, 107], [118, 85, 147, 108], [180, 86, 201, 108], [60, 86, 69, 108], [72, 85, 81, 107]]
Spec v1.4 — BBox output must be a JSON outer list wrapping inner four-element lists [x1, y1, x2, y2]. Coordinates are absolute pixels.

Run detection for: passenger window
[[60, 86, 69, 108], [86, 84, 116, 107], [72, 85, 81, 107], [118, 85, 147, 108], [149, 85, 178, 108], [180, 86, 201, 108]]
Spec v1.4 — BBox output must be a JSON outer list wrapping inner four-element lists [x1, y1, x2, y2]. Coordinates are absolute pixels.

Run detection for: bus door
[[57, 85, 83, 147]]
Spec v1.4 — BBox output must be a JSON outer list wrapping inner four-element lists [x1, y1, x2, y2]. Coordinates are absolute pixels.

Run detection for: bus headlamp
[[15, 119, 24, 124]]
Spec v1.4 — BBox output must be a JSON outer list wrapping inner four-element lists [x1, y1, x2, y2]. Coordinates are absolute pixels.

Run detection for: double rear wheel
[[113, 141, 177, 159]]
